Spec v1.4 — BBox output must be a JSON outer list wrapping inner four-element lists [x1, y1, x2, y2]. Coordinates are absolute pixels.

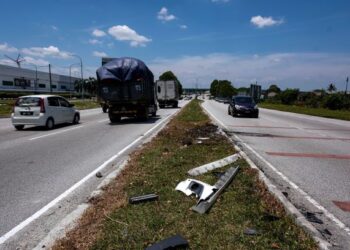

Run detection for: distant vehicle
[[11, 95, 80, 130], [96, 57, 158, 123], [156, 80, 179, 108], [228, 96, 259, 118]]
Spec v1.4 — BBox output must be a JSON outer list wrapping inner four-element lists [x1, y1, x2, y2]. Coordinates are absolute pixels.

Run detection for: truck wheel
[[173, 101, 178, 108], [102, 105, 108, 113], [151, 112, 157, 117], [159, 104, 164, 109], [109, 114, 121, 123]]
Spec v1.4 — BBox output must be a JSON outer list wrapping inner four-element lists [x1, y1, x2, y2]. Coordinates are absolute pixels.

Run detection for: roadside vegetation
[[53, 100, 317, 250]]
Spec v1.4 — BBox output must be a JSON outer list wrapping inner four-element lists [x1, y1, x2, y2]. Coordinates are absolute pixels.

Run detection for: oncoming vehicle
[[11, 95, 80, 130], [228, 96, 259, 118]]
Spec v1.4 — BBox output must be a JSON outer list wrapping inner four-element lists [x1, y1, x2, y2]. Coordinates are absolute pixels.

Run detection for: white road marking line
[[202, 102, 350, 237], [0, 110, 178, 245], [29, 126, 84, 141], [98, 119, 110, 123]]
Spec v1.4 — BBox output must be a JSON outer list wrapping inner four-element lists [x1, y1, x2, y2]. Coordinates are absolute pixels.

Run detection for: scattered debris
[[244, 228, 261, 236], [175, 179, 216, 201], [192, 166, 240, 214], [182, 138, 192, 146], [145, 234, 189, 250], [197, 137, 210, 140], [262, 213, 280, 222], [303, 212, 324, 224], [129, 194, 159, 204], [95, 172, 103, 178], [212, 171, 225, 178], [282, 191, 288, 198], [319, 228, 332, 237], [187, 154, 240, 176]]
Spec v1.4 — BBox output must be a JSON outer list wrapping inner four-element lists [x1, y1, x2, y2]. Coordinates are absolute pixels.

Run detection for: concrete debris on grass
[[187, 153, 240, 176]]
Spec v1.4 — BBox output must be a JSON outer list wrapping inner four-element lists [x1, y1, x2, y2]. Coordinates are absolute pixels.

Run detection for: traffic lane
[[0, 104, 183, 236], [0, 108, 104, 143], [206, 100, 350, 138], [233, 134, 350, 225], [259, 108, 350, 138], [202, 100, 350, 226]]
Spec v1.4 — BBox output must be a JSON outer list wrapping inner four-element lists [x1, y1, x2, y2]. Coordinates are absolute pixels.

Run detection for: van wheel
[[14, 125, 24, 130], [73, 114, 80, 124], [46, 118, 55, 130]]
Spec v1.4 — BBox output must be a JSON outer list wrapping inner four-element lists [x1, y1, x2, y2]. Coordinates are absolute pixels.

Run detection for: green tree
[[279, 88, 299, 105], [159, 71, 183, 95], [268, 84, 281, 93], [327, 83, 337, 93], [210, 79, 219, 96]]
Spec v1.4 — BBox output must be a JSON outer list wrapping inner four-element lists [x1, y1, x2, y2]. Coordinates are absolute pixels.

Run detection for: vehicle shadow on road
[[108, 116, 161, 126], [19, 123, 79, 131]]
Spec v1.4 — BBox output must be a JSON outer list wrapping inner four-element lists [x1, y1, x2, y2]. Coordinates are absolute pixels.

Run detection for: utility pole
[[49, 64, 52, 93], [345, 76, 349, 96]]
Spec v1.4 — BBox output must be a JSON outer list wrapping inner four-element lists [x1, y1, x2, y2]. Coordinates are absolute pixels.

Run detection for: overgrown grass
[[54, 100, 316, 249], [260, 103, 350, 121], [0, 99, 100, 118]]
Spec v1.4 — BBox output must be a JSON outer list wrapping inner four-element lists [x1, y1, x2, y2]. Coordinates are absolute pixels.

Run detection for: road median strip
[[51, 100, 318, 249]]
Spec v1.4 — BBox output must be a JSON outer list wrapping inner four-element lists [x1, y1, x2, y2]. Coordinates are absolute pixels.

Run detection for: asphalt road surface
[[0, 102, 186, 249], [202, 99, 350, 249]]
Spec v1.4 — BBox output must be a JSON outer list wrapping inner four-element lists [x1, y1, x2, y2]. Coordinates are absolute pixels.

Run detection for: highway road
[[202, 99, 350, 249], [0, 102, 186, 249]]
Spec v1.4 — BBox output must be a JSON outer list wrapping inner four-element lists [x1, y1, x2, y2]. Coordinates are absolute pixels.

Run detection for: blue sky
[[1, 0, 350, 90]]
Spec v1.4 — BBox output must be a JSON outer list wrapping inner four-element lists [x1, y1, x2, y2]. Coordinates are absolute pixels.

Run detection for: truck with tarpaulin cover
[[96, 57, 157, 123]]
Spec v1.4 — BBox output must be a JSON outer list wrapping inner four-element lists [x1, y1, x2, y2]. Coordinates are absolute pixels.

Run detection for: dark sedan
[[228, 96, 259, 118]]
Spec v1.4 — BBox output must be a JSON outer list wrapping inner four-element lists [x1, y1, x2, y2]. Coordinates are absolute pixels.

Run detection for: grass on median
[[53, 100, 317, 250], [260, 102, 350, 121]]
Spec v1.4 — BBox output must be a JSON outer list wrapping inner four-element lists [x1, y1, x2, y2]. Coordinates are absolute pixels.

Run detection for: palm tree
[[327, 83, 337, 93]]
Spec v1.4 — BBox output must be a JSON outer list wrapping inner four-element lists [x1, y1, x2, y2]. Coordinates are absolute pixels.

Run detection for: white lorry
[[156, 80, 179, 108]]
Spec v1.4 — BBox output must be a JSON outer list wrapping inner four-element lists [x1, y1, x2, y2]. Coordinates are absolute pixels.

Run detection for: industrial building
[[0, 64, 80, 93]]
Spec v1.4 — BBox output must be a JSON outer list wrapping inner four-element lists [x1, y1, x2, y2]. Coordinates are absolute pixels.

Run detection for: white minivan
[[11, 95, 80, 130]]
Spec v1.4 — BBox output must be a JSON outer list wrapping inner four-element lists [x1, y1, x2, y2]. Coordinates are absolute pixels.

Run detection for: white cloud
[[0, 42, 18, 53], [0, 59, 17, 66], [22, 45, 72, 59], [251, 15, 284, 28], [180, 25, 188, 29], [22, 56, 49, 66], [108, 25, 151, 47], [89, 39, 102, 45], [51, 25, 58, 31], [92, 29, 106, 37], [157, 7, 176, 22], [93, 51, 108, 57], [148, 53, 350, 91]]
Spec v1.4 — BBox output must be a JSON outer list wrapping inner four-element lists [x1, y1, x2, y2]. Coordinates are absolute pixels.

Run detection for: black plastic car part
[[145, 234, 189, 250]]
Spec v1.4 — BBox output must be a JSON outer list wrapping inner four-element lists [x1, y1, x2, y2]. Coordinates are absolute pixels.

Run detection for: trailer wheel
[[172, 101, 178, 108]]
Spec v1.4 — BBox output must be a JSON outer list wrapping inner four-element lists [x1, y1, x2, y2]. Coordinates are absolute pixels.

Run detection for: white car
[[11, 95, 80, 130]]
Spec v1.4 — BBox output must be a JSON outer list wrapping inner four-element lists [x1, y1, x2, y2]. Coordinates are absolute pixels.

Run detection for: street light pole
[[70, 54, 84, 99], [69, 63, 80, 100]]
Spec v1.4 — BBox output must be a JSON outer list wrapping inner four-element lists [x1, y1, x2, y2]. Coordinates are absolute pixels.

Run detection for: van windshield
[[16, 97, 41, 107]]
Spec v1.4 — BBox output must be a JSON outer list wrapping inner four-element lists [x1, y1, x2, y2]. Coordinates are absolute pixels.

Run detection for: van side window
[[48, 97, 59, 107], [58, 97, 69, 107]]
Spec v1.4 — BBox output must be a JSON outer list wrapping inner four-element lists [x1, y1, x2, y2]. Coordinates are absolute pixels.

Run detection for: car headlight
[[235, 104, 241, 109]]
